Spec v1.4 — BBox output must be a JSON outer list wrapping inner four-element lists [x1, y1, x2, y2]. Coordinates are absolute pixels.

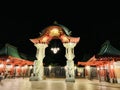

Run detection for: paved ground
[[0, 78, 120, 90]]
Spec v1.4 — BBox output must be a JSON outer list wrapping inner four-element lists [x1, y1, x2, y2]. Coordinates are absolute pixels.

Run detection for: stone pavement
[[0, 78, 120, 90], [90, 79, 120, 89]]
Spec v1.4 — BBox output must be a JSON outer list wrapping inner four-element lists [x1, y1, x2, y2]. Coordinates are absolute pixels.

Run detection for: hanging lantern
[[51, 47, 60, 54]]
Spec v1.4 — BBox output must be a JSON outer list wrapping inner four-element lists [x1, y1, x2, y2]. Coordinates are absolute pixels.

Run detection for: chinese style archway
[[29, 22, 80, 82]]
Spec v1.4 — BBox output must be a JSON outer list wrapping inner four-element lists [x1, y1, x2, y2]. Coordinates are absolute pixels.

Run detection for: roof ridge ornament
[[53, 21, 58, 25]]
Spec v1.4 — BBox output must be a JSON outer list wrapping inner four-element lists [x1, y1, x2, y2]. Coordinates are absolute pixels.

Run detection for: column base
[[65, 78, 75, 82], [29, 76, 46, 81], [29, 76, 39, 81]]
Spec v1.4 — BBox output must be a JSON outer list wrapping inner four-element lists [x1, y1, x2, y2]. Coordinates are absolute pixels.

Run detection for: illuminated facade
[[30, 22, 80, 82], [0, 44, 33, 77], [78, 41, 120, 83]]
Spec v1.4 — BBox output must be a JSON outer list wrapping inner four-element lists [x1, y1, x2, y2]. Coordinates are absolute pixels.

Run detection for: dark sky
[[0, 15, 120, 64]]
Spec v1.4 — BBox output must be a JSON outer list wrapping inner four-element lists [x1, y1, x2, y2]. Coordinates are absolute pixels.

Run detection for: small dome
[[40, 22, 72, 36]]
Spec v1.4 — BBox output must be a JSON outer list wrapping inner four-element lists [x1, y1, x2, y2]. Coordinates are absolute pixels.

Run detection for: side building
[[0, 43, 33, 78]]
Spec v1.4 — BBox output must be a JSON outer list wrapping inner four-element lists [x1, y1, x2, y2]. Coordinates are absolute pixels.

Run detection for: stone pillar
[[30, 43, 48, 81], [63, 42, 77, 82]]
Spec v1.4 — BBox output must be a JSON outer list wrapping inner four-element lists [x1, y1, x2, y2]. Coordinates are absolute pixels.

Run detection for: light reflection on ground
[[0, 78, 120, 90]]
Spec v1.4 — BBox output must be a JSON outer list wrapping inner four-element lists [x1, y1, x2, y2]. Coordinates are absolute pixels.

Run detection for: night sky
[[0, 15, 120, 65]]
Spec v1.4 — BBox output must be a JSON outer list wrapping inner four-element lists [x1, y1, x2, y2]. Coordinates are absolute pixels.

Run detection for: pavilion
[[78, 40, 120, 83], [0, 43, 33, 78]]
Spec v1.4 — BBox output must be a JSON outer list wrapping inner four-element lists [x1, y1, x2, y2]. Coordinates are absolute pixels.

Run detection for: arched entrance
[[29, 22, 80, 82], [43, 39, 66, 66]]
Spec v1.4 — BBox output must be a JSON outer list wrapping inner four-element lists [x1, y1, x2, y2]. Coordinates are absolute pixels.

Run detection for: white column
[[63, 42, 77, 82], [30, 43, 48, 81]]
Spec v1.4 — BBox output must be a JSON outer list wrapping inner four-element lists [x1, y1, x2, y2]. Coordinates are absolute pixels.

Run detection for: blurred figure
[[4, 71, 8, 79], [0, 73, 3, 85]]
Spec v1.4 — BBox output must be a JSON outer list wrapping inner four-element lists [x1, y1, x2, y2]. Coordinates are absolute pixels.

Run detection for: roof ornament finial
[[39, 32, 42, 35], [53, 21, 58, 25]]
